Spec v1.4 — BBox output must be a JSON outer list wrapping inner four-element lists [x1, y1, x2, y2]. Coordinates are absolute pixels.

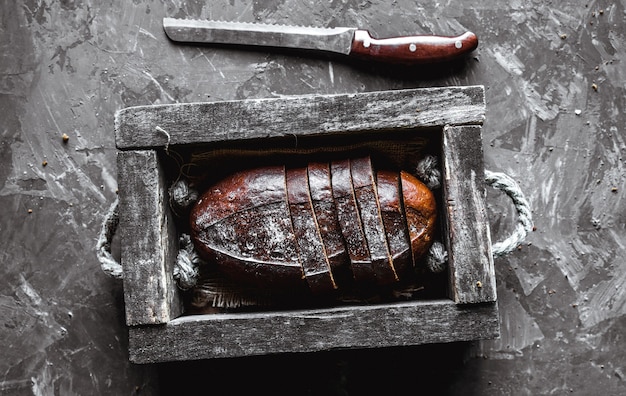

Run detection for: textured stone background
[[1, 0, 624, 394]]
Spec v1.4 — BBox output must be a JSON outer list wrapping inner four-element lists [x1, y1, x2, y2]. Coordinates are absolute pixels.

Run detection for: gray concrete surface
[[1, 0, 624, 395]]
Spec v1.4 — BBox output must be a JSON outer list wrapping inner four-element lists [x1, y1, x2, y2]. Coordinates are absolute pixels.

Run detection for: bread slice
[[350, 157, 398, 286], [330, 159, 376, 285], [307, 161, 351, 287], [286, 167, 337, 294], [376, 170, 413, 280]]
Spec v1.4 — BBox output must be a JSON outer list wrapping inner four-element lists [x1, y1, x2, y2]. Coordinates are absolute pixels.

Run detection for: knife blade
[[163, 18, 478, 64]]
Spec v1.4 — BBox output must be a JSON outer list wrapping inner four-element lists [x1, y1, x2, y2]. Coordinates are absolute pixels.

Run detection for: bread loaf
[[190, 156, 437, 294]]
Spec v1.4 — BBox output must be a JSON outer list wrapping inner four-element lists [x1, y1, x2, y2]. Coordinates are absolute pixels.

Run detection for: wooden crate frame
[[115, 86, 499, 363]]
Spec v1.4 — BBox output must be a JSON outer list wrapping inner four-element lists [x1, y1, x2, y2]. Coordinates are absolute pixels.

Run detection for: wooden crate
[[115, 86, 499, 363]]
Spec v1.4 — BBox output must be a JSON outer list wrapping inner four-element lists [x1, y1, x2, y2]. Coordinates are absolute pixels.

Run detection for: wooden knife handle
[[349, 30, 478, 64]]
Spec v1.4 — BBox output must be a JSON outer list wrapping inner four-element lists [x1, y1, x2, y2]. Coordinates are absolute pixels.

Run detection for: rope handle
[[484, 170, 534, 257], [96, 197, 123, 279], [95, 168, 533, 283]]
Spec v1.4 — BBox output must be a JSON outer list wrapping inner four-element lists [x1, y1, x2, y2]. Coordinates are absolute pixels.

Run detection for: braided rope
[[426, 241, 448, 273], [485, 170, 533, 257], [416, 154, 442, 190], [95, 198, 123, 279], [173, 234, 202, 290], [169, 179, 199, 212]]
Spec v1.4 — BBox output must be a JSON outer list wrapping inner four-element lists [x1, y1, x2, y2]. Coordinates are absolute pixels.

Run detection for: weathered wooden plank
[[441, 125, 497, 303], [117, 150, 182, 325], [128, 299, 499, 363], [115, 86, 485, 150]]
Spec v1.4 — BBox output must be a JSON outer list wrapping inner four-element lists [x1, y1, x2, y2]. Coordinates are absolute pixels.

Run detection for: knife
[[163, 18, 478, 64]]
